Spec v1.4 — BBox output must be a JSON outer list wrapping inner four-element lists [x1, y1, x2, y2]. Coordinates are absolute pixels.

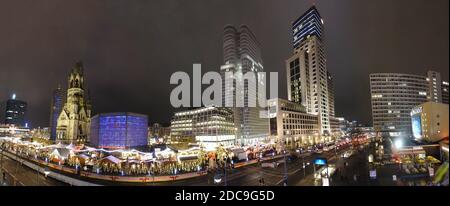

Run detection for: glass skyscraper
[[49, 86, 66, 141], [287, 6, 334, 138], [220, 25, 269, 146], [292, 6, 324, 50]]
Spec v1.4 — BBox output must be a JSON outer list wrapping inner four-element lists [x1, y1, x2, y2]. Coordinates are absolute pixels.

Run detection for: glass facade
[[292, 6, 323, 49], [5, 99, 27, 126], [90, 113, 148, 148], [50, 87, 66, 141]]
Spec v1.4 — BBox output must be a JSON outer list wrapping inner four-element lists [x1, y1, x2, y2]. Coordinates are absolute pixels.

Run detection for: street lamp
[[282, 140, 288, 186]]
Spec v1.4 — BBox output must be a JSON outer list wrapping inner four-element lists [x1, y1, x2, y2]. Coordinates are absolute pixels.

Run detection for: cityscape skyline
[[0, 0, 448, 189], [0, 0, 448, 128]]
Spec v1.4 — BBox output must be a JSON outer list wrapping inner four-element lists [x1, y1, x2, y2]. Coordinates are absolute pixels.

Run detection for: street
[[1, 137, 437, 186], [1, 154, 67, 186]]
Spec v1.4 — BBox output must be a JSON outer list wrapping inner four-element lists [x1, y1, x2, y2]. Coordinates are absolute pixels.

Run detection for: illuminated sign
[[411, 113, 422, 139], [314, 158, 327, 165]]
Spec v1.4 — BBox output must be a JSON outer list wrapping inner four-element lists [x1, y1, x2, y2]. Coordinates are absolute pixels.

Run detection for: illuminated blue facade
[[90, 113, 148, 148], [292, 6, 323, 49], [49, 87, 66, 141]]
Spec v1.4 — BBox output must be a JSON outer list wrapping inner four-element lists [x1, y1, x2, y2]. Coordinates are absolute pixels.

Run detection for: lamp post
[[302, 155, 306, 178], [334, 136, 338, 158], [283, 140, 288, 186]]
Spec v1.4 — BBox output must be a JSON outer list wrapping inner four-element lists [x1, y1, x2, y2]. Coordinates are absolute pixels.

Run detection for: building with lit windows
[[327, 72, 335, 118], [286, 6, 333, 137], [0, 124, 30, 137], [292, 5, 323, 50], [370, 71, 448, 137], [90, 112, 148, 149], [441, 81, 449, 104], [149, 123, 170, 138], [411, 102, 448, 143], [49, 86, 66, 142], [4, 94, 27, 127], [170, 106, 236, 148], [148, 123, 171, 144], [427, 71, 443, 103], [220, 25, 269, 146], [268, 98, 319, 147]]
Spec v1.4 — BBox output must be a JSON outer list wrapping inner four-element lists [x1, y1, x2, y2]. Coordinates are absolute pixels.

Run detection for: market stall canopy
[[178, 155, 198, 161], [66, 143, 75, 150], [49, 148, 73, 159], [100, 155, 122, 165], [78, 154, 90, 160]]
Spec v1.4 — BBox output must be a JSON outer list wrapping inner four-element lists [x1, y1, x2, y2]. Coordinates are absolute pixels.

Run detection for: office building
[[327, 72, 335, 118], [0, 124, 30, 137], [170, 106, 235, 148], [49, 86, 66, 142], [427, 71, 443, 103], [220, 25, 269, 146], [441, 81, 449, 104], [411, 102, 448, 143], [268, 98, 319, 147], [4, 94, 27, 127], [90, 112, 148, 149], [286, 6, 332, 136], [370, 71, 449, 137], [292, 5, 323, 50]]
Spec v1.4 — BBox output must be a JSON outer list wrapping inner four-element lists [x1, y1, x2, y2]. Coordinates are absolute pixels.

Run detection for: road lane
[[1, 155, 67, 186]]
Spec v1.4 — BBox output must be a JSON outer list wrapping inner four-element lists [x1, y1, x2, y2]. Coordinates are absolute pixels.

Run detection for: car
[[314, 149, 323, 154], [261, 162, 277, 168]]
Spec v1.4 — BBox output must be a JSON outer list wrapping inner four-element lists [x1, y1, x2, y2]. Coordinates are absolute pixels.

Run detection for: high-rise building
[[4, 94, 27, 127], [220, 25, 269, 146], [286, 6, 332, 137], [370, 71, 449, 137], [292, 6, 323, 50], [427, 71, 443, 103], [49, 86, 66, 142], [56, 61, 92, 144], [327, 72, 335, 118], [440, 81, 449, 104]]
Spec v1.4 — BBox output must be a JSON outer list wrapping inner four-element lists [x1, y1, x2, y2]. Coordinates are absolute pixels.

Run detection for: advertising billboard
[[411, 113, 422, 139]]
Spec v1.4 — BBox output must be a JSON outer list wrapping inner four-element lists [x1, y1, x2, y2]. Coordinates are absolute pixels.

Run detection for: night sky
[[0, 0, 448, 128]]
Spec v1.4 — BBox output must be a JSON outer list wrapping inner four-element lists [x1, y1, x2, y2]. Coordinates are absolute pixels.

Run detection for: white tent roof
[[101, 155, 122, 164]]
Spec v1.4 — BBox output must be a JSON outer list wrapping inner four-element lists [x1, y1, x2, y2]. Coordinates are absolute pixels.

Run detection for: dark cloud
[[0, 0, 448, 127]]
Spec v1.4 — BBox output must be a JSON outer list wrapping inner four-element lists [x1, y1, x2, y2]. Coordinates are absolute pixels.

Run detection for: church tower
[[56, 61, 92, 145]]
